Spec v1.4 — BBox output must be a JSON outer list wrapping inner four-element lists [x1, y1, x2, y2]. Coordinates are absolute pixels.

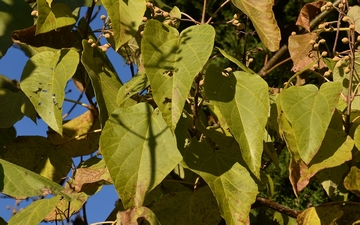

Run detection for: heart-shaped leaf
[[142, 19, 215, 131], [100, 103, 182, 208], [279, 82, 342, 164], [231, 0, 280, 52], [204, 64, 269, 178], [20, 49, 79, 134]]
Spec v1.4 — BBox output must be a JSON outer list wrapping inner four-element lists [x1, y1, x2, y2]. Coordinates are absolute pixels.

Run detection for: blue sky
[[0, 6, 132, 224]]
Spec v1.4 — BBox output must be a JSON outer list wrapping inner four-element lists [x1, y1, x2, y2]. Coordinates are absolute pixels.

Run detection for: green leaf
[[36, 0, 76, 34], [116, 71, 148, 107], [102, 0, 146, 51], [0, 89, 25, 128], [297, 129, 353, 191], [231, 0, 280, 52], [0, 0, 32, 58], [183, 140, 258, 225], [8, 195, 62, 225], [279, 82, 342, 164], [20, 49, 79, 134], [2, 136, 72, 183], [316, 164, 349, 200], [0, 158, 68, 199], [344, 166, 360, 197], [297, 206, 343, 225], [81, 40, 122, 127], [216, 47, 254, 74], [0, 126, 16, 147], [348, 5, 360, 34], [100, 103, 182, 208], [204, 64, 269, 178], [151, 186, 222, 225], [142, 19, 215, 131]]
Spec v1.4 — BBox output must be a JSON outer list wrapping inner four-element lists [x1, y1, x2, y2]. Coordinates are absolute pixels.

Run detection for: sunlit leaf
[[279, 82, 342, 164], [183, 140, 258, 225], [20, 49, 79, 134], [0, 0, 32, 58], [204, 64, 269, 178], [102, 0, 146, 51], [344, 166, 360, 197], [348, 5, 360, 34], [8, 195, 62, 225], [296, 129, 353, 192], [0, 158, 68, 199], [297, 206, 343, 225], [231, 0, 280, 52], [100, 103, 182, 208], [36, 0, 76, 34], [142, 19, 215, 131]]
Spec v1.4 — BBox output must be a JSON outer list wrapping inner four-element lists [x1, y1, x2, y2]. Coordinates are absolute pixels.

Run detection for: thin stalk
[[201, 0, 206, 24], [206, 0, 230, 24]]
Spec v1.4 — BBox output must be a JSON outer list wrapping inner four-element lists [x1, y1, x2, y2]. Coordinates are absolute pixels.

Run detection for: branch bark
[[253, 197, 302, 218]]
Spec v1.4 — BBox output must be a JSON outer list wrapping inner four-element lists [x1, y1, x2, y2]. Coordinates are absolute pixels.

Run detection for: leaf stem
[[206, 0, 230, 24], [201, 0, 206, 24], [180, 12, 199, 24], [253, 197, 301, 218]]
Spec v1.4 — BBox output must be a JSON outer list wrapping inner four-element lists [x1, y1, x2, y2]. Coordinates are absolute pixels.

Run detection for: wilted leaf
[[12, 25, 78, 49], [100, 103, 182, 208], [142, 19, 215, 131], [36, 0, 76, 34], [69, 157, 112, 193], [0, 158, 69, 199], [297, 206, 343, 225], [296, 0, 327, 32], [183, 140, 258, 225], [204, 64, 269, 178], [2, 136, 72, 183], [81, 40, 122, 127], [47, 110, 100, 157], [288, 33, 324, 72], [151, 186, 221, 225], [20, 49, 79, 134], [231, 0, 280, 52], [8, 195, 62, 225], [102, 0, 146, 51], [0, 0, 32, 58], [279, 82, 342, 164]]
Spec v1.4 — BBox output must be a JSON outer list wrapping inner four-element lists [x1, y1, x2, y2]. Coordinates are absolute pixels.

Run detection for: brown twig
[[254, 197, 302, 218], [201, 0, 207, 24], [206, 0, 230, 24]]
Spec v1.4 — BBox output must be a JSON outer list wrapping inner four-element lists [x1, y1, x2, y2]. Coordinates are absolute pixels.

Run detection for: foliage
[[2, 0, 360, 225]]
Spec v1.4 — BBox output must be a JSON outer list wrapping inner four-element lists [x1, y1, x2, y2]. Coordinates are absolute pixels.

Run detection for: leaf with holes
[[102, 0, 146, 51], [231, 0, 280, 52], [100, 103, 182, 208], [279, 82, 342, 164], [142, 19, 215, 132], [20, 49, 79, 134]]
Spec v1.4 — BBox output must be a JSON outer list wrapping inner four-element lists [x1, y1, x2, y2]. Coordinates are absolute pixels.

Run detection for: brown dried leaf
[[12, 25, 78, 49], [288, 32, 325, 72], [296, 0, 327, 32], [70, 157, 112, 193]]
